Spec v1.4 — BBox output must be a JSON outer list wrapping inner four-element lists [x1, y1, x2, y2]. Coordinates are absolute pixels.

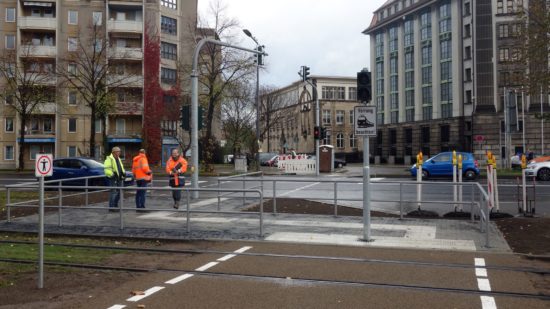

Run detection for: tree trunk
[[89, 103, 96, 157], [18, 113, 26, 170]]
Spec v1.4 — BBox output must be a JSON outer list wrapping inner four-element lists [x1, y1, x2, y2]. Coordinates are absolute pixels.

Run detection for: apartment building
[[0, 0, 198, 169], [364, 0, 549, 164], [260, 76, 364, 161]]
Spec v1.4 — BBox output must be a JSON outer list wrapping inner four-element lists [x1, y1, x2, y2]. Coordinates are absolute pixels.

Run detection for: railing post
[[242, 175, 246, 207], [217, 178, 221, 211], [399, 182, 403, 220], [470, 183, 474, 222], [85, 178, 89, 207], [272, 180, 277, 214], [58, 185, 62, 227], [259, 191, 264, 237], [333, 182, 338, 217], [186, 189, 191, 233], [485, 196, 490, 248], [6, 187, 11, 223], [119, 188, 124, 230]]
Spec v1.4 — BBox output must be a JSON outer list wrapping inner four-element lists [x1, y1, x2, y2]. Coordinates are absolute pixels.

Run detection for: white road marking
[[234, 246, 252, 253], [217, 254, 236, 262], [475, 268, 488, 277], [165, 273, 194, 285], [126, 286, 165, 302], [480, 296, 497, 309], [107, 305, 126, 309], [279, 182, 320, 196], [474, 258, 486, 267], [195, 261, 219, 272]]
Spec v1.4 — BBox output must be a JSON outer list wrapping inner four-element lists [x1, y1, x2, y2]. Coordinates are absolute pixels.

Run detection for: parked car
[[45, 157, 134, 187], [525, 161, 550, 181], [259, 152, 279, 166], [410, 152, 479, 180], [307, 155, 346, 168], [266, 155, 279, 167]]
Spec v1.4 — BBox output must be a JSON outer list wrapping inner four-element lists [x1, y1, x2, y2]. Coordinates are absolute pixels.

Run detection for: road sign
[[354, 106, 377, 136], [35, 154, 53, 177], [474, 135, 484, 143]]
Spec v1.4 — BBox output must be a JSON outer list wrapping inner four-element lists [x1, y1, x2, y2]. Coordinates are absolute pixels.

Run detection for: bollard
[[416, 152, 423, 210], [492, 154, 500, 212], [521, 154, 527, 213], [457, 154, 463, 211], [486, 152, 494, 210], [452, 150, 457, 211]]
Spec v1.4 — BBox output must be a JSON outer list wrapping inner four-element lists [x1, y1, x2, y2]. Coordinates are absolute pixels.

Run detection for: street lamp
[[243, 29, 262, 171]]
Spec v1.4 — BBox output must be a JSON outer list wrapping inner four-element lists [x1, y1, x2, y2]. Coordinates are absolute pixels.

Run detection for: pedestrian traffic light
[[313, 126, 320, 140], [180, 105, 190, 130], [320, 127, 327, 139], [357, 69, 372, 103]]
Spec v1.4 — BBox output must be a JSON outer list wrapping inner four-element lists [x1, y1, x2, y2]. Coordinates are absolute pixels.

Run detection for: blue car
[[45, 157, 134, 187], [410, 152, 479, 180]]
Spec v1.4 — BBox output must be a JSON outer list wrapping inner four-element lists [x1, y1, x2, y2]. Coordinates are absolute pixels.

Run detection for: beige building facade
[[0, 0, 198, 169]]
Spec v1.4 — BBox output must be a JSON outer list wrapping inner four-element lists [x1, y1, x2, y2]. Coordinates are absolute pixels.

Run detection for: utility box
[[319, 145, 334, 173], [234, 157, 247, 173]]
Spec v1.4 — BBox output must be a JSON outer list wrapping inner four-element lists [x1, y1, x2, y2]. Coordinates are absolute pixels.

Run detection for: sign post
[[35, 154, 53, 289], [354, 105, 376, 242]]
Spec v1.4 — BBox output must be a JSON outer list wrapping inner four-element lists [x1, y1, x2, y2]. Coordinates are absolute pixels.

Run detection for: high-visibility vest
[[132, 153, 152, 181], [104, 154, 125, 179]]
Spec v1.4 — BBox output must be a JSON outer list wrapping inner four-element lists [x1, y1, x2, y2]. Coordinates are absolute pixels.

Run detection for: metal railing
[[217, 171, 263, 211], [5, 178, 264, 236]]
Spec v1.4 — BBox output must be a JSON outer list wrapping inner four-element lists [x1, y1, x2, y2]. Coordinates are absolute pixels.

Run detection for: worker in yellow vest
[[104, 146, 125, 211]]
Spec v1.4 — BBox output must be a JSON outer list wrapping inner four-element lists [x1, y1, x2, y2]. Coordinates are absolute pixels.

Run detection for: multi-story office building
[[364, 0, 549, 164], [0, 0, 198, 169], [260, 76, 364, 161]]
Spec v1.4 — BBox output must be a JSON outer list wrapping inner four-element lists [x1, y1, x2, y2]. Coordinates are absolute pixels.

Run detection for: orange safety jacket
[[132, 153, 152, 181], [165, 156, 188, 186]]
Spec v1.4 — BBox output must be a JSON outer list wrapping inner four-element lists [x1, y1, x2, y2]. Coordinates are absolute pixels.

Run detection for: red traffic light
[[313, 126, 320, 140]]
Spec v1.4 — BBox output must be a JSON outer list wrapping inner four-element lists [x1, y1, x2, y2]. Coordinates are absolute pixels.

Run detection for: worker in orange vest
[[165, 148, 188, 209], [132, 149, 152, 211]]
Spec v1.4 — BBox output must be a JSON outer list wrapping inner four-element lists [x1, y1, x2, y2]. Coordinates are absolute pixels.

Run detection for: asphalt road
[[82, 241, 549, 309]]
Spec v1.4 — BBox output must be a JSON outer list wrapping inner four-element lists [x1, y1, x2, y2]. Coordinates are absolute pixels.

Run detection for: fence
[[279, 159, 316, 175]]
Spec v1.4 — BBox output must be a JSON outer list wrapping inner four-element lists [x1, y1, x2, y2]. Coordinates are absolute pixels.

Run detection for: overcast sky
[[197, 0, 386, 88]]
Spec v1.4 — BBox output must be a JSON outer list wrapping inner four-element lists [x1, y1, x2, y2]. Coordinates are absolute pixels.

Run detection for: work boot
[[173, 201, 179, 209]]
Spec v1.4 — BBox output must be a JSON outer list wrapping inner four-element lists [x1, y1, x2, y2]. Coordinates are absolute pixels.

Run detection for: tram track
[[1, 239, 548, 275], [1, 257, 549, 301]]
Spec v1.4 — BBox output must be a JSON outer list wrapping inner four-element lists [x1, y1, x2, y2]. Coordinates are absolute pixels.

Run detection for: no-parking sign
[[35, 154, 53, 177]]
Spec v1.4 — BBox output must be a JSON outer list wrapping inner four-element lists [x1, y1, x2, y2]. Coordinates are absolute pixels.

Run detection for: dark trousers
[[172, 189, 181, 203], [107, 177, 123, 208], [136, 179, 147, 208]]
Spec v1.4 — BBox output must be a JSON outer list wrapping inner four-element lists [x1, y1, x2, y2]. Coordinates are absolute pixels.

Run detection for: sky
[[197, 0, 386, 87]]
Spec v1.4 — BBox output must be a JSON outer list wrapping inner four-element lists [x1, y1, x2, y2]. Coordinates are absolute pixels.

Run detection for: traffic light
[[180, 105, 204, 131], [313, 126, 320, 140], [257, 46, 264, 66], [320, 127, 327, 139], [357, 69, 372, 103], [301, 66, 310, 82]]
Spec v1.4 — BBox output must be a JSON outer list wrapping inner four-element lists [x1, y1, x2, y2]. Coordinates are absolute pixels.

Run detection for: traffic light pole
[[191, 38, 264, 198], [304, 79, 320, 176]]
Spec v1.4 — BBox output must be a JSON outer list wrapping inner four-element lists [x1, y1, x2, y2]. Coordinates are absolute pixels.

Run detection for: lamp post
[[243, 29, 262, 171]]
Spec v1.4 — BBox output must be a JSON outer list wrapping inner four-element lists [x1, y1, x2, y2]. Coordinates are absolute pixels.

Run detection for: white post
[[493, 163, 500, 212], [522, 91, 525, 153], [362, 136, 371, 241], [38, 176, 44, 289], [541, 87, 544, 156], [416, 153, 423, 210], [521, 154, 527, 213], [458, 154, 463, 212], [453, 165, 457, 211]]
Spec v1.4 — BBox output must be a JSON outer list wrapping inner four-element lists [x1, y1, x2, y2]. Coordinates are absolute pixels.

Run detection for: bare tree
[[0, 47, 55, 170], [56, 23, 139, 156], [222, 80, 256, 157], [258, 85, 293, 151]]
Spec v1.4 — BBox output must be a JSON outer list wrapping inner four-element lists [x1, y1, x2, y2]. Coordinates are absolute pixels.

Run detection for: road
[[75, 241, 549, 309]]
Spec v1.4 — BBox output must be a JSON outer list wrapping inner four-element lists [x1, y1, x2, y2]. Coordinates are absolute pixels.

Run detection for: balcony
[[108, 75, 143, 88], [108, 20, 143, 33], [108, 47, 143, 60], [18, 16, 57, 30], [20, 45, 56, 58], [107, 129, 143, 144], [35, 102, 56, 114], [27, 73, 57, 86], [112, 101, 144, 115]]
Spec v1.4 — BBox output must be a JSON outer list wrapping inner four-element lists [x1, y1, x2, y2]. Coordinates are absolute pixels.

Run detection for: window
[[68, 63, 77, 75], [323, 130, 331, 145], [499, 48, 509, 62], [5, 118, 14, 132], [4, 146, 14, 160], [161, 16, 177, 35], [466, 90, 472, 104], [116, 64, 125, 75], [68, 37, 78, 51], [161, 67, 177, 84], [406, 108, 415, 122], [117, 91, 125, 102], [421, 46, 432, 65], [404, 20, 414, 46], [336, 133, 344, 148], [464, 2, 471, 16], [498, 24, 508, 38], [95, 119, 102, 133], [336, 110, 344, 125], [68, 118, 77, 133], [68, 10, 78, 25], [391, 111, 399, 124], [322, 110, 331, 125], [441, 103, 452, 118], [420, 10, 431, 41], [5, 93, 14, 105], [440, 40, 451, 60], [162, 0, 177, 9], [321, 86, 345, 100], [116, 118, 125, 134], [93, 39, 103, 52], [29, 145, 40, 160], [43, 118, 52, 133], [405, 52, 414, 70], [421, 126, 430, 143], [161, 42, 177, 60], [5, 34, 15, 49], [67, 146, 77, 157], [440, 61, 451, 81], [349, 134, 357, 148], [68, 91, 77, 105], [405, 128, 413, 144], [422, 106, 432, 120], [92, 12, 102, 26], [31, 118, 39, 132], [464, 24, 471, 38], [422, 67, 432, 84], [348, 87, 357, 100], [465, 46, 472, 60], [422, 86, 432, 104], [406, 71, 414, 88], [349, 110, 354, 124], [465, 68, 472, 82], [440, 125, 450, 142], [6, 8, 15, 22]]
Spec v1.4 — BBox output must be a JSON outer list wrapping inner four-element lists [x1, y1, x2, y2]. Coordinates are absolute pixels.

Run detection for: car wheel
[[464, 169, 477, 180], [537, 168, 550, 181], [421, 170, 429, 179], [337, 163, 343, 168]]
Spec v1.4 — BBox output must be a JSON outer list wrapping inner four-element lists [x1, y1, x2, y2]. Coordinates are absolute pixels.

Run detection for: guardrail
[[217, 176, 492, 247], [5, 179, 264, 236], [217, 172, 263, 211]]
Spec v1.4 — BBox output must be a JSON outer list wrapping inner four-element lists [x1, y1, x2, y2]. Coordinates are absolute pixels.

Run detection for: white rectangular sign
[[35, 154, 53, 177], [354, 106, 377, 136]]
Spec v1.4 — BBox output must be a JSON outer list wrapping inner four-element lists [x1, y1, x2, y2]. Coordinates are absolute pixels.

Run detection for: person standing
[[132, 149, 152, 211], [165, 148, 188, 209], [104, 146, 125, 211]]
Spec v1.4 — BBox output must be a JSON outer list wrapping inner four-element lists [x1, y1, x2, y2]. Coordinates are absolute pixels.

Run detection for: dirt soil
[[247, 198, 550, 256]]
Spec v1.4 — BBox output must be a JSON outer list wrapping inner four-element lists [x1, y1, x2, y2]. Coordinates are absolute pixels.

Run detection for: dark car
[[307, 155, 346, 168], [259, 152, 279, 166], [45, 157, 134, 187], [410, 152, 479, 180]]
